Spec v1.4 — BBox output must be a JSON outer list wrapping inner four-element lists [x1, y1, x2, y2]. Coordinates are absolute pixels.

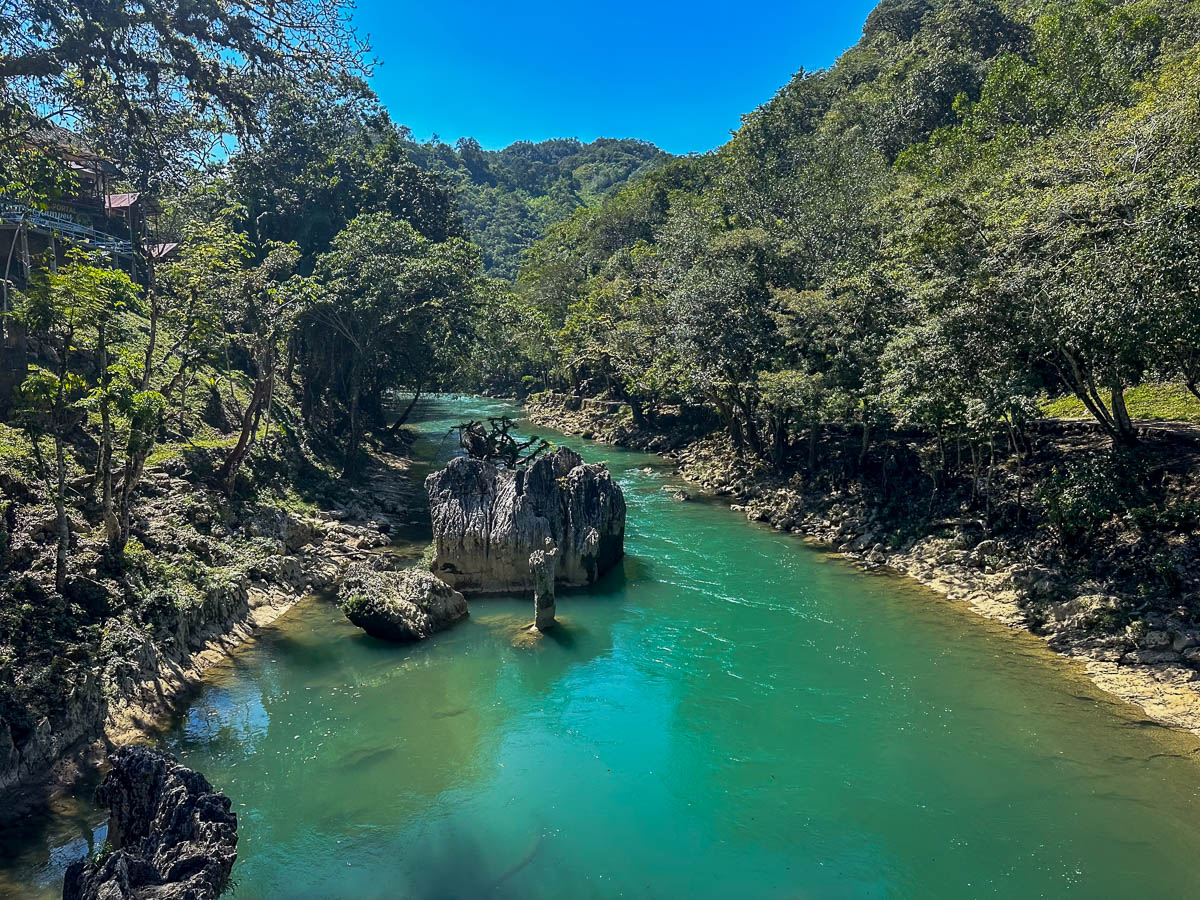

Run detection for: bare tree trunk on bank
[[389, 384, 424, 436], [343, 364, 362, 478]]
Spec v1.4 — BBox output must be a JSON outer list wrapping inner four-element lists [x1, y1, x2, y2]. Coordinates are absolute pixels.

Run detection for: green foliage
[[0, 0, 366, 153], [1035, 451, 1148, 546], [230, 85, 462, 266], [497, 0, 1200, 481], [404, 137, 670, 279], [1043, 383, 1200, 423], [296, 212, 480, 471]]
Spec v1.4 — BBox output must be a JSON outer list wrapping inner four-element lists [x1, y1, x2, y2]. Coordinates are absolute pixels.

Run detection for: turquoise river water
[[4, 395, 1200, 898]]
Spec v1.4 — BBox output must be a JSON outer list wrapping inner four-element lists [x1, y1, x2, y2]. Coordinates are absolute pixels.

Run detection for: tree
[[0, 0, 366, 147], [230, 85, 461, 266], [13, 251, 155, 572], [667, 227, 784, 457], [297, 213, 479, 474], [218, 242, 304, 495]]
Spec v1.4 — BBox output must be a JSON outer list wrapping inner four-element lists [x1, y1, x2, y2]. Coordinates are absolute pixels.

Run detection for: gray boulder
[[339, 564, 468, 642], [62, 746, 237, 900], [425, 446, 626, 593]]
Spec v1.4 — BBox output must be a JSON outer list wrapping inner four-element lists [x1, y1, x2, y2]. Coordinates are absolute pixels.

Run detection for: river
[[4, 395, 1200, 898]]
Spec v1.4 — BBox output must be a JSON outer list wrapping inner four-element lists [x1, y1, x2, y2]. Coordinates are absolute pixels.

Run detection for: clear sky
[[353, 1, 880, 155]]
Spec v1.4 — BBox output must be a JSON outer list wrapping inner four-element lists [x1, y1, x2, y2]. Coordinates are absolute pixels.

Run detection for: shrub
[[1036, 451, 1147, 549]]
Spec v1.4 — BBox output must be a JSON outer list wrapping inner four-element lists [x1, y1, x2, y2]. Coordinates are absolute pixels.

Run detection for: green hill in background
[[403, 136, 670, 278]]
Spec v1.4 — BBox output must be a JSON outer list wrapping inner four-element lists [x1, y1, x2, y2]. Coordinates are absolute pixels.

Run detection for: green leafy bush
[[1036, 451, 1147, 547]]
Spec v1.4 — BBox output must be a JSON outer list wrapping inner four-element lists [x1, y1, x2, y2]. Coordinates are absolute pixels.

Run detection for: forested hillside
[[0, 4, 483, 790], [402, 137, 669, 278], [478, 0, 1200, 449], [473, 0, 1200, 638]]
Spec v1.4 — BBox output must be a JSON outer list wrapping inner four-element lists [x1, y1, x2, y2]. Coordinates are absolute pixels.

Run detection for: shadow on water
[[583, 553, 652, 597], [0, 768, 106, 900], [535, 621, 579, 651]]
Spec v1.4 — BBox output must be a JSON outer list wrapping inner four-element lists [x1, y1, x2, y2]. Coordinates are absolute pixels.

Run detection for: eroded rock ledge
[[425, 446, 626, 593], [63, 746, 237, 900]]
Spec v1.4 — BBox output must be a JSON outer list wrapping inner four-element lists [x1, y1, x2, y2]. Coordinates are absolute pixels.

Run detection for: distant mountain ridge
[[403, 136, 670, 278]]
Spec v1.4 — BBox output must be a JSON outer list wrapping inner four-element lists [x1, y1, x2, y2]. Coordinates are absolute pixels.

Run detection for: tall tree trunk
[[92, 320, 119, 545], [985, 434, 995, 525], [1109, 385, 1138, 447], [1058, 352, 1122, 441], [142, 299, 159, 389], [46, 321, 73, 589], [859, 405, 872, 468], [259, 365, 276, 455], [733, 393, 763, 459], [969, 442, 979, 502], [112, 406, 162, 555], [54, 436, 68, 589], [713, 397, 745, 451], [628, 395, 646, 428], [221, 378, 269, 496], [139, 257, 160, 389], [769, 413, 787, 470], [343, 364, 362, 477], [114, 442, 149, 555], [99, 402, 118, 546], [30, 436, 68, 593], [389, 386, 424, 435]]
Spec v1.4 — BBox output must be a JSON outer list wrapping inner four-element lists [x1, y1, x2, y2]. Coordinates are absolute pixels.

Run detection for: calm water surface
[[4, 395, 1200, 898]]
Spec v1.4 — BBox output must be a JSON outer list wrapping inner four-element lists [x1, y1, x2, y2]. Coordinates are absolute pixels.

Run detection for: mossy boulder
[[339, 564, 468, 642]]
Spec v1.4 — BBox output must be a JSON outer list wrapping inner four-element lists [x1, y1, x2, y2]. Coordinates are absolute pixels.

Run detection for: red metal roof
[[105, 193, 141, 210]]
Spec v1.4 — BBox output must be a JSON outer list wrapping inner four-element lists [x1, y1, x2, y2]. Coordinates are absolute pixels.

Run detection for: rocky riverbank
[[0, 445, 426, 812], [525, 394, 1200, 735], [63, 746, 237, 900]]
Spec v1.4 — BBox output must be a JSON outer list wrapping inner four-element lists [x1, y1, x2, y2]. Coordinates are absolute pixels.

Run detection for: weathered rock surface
[[425, 446, 626, 592], [530, 540, 558, 630], [62, 746, 237, 900], [339, 563, 468, 641]]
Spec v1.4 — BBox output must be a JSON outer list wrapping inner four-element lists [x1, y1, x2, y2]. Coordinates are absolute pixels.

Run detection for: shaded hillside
[[404, 136, 670, 278]]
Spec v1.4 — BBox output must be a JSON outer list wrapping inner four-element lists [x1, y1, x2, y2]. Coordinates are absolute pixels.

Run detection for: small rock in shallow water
[[339, 564, 467, 642]]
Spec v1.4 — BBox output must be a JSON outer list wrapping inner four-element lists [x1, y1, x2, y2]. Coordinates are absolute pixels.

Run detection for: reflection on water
[[3, 395, 1200, 898]]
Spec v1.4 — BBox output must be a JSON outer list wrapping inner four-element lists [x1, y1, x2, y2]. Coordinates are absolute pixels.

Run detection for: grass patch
[[0, 423, 37, 477], [1042, 383, 1200, 424], [146, 433, 239, 468]]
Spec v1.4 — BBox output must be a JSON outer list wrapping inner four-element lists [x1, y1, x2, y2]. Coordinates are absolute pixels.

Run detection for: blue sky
[[354, 1, 879, 155]]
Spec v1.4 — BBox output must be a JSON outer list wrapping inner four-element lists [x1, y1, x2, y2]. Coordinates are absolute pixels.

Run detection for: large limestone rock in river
[[425, 446, 626, 593], [339, 563, 468, 641], [63, 746, 237, 900]]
